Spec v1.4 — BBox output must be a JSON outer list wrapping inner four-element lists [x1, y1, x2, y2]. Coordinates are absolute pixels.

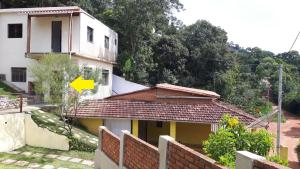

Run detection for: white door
[[105, 119, 131, 137]]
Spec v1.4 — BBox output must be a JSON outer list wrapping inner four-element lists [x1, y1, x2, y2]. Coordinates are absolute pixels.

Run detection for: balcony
[[24, 7, 117, 64]]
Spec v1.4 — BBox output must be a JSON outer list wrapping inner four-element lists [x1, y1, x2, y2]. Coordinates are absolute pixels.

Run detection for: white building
[[0, 6, 118, 99]]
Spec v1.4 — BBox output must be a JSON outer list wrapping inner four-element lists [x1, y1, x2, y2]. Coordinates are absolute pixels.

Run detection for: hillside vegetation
[[2, 0, 300, 115]]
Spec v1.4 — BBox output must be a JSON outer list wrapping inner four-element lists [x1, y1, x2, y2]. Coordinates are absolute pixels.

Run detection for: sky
[[175, 0, 300, 54]]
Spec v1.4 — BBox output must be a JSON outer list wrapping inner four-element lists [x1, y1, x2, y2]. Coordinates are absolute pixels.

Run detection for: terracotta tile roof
[[69, 100, 256, 124], [156, 83, 220, 98], [107, 83, 220, 99]]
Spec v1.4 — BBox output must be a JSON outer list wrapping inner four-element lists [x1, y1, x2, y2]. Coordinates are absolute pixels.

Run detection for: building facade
[[0, 6, 117, 99], [70, 83, 257, 151]]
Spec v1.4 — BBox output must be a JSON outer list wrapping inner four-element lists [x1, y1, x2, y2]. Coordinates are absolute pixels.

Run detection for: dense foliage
[[203, 114, 273, 168], [3, 0, 300, 115]]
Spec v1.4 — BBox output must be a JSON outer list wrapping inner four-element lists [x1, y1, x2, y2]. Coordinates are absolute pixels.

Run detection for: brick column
[[158, 135, 174, 169], [119, 130, 130, 169], [98, 126, 107, 149], [95, 126, 107, 169]]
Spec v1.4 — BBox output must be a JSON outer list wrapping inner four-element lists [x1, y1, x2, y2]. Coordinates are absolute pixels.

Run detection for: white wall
[[0, 8, 117, 95], [30, 16, 80, 53], [76, 57, 113, 99], [0, 112, 69, 152], [0, 13, 34, 92], [105, 119, 131, 138], [0, 113, 25, 152], [79, 13, 118, 61], [24, 114, 69, 150]]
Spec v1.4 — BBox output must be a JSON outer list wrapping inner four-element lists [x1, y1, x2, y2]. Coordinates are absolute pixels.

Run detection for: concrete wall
[[75, 57, 113, 99], [24, 114, 69, 150], [30, 16, 80, 53], [236, 151, 291, 169], [79, 13, 118, 60], [0, 13, 35, 92], [0, 113, 25, 152]]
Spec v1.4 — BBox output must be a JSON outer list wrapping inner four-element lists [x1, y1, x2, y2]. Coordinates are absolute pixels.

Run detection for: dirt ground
[[267, 110, 300, 169]]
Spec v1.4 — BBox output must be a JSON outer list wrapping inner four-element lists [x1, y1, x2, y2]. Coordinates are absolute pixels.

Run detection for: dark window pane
[[101, 69, 109, 85], [8, 24, 22, 38], [87, 26, 93, 43], [156, 122, 163, 128], [83, 67, 92, 79], [105, 36, 109, 49], [11, 67, 26, 82]]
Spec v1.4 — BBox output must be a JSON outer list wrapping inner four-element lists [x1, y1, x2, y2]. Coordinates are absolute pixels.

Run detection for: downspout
[[68, 12, 73, 59]]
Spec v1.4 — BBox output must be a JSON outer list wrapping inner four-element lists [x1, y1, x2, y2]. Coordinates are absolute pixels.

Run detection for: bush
[[267, 155, 288, 166], [203, 114, 273, 168], [69, 136, 97, 152]]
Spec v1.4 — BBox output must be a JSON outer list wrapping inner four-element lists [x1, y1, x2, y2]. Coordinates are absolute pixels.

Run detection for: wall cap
[[236, 151, 265, 160]]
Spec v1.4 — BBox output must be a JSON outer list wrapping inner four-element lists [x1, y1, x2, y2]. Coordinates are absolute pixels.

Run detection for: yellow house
[[70, 83, 256, 150]]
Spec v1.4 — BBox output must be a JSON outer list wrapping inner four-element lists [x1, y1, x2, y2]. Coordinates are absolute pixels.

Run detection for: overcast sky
[[175, 0, 300, 54]]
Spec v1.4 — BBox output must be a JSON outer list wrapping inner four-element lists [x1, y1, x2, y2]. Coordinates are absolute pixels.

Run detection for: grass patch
[[0, 81, 17, 98], [0, 151, 93, 169], [30, 110, 98, 152], [0, 164, 23, 169], [0, 145, 94, 169], [17, 146, 94, 160]]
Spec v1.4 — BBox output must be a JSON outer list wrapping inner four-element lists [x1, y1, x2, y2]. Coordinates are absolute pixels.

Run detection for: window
[[87, 26, 94, 43], [83, 67, 92, 79], [11, 68, 26, 82], [8, 24, 22, 38], [156, 122, 163, 128], [101, 69, 109, 85], [115, 39, 117, 45], [0, 74, 6, 81], [105, 36, 109, 49]]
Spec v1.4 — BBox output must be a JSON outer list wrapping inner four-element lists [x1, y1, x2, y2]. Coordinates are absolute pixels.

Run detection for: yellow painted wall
[[78, 118, 103, 135], [132, 120, 139, 137], [170, 121, 176, 138], [146, 121, 170, 144], [176, 123, 211, 146]]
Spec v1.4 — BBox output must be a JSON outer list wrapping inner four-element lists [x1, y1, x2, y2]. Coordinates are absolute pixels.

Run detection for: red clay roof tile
[[69, 99, 256, 124]]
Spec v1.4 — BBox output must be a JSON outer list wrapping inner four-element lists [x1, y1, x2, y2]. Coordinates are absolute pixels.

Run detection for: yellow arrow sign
[[70, 76, 94, 94]]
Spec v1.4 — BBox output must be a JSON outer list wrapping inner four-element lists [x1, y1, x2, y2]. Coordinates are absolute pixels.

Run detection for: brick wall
[[253, 159, 290, 169], [123, 133, 159, 169], [101, 129, 120, 165], [167, 140, 226, 169]]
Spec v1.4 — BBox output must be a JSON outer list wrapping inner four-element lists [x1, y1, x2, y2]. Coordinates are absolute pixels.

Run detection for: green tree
[[99, 0, 183, 83], [150, 35, 188, 85], [29, 54, 80, 134], [181, 20, 231, 88]]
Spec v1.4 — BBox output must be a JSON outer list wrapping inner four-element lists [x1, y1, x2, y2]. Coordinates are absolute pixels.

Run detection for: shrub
[[249, 130, 273, 156], [69, 136, 97, 152], [203, 114, 273, 168], [267, 155, 288, 166]]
